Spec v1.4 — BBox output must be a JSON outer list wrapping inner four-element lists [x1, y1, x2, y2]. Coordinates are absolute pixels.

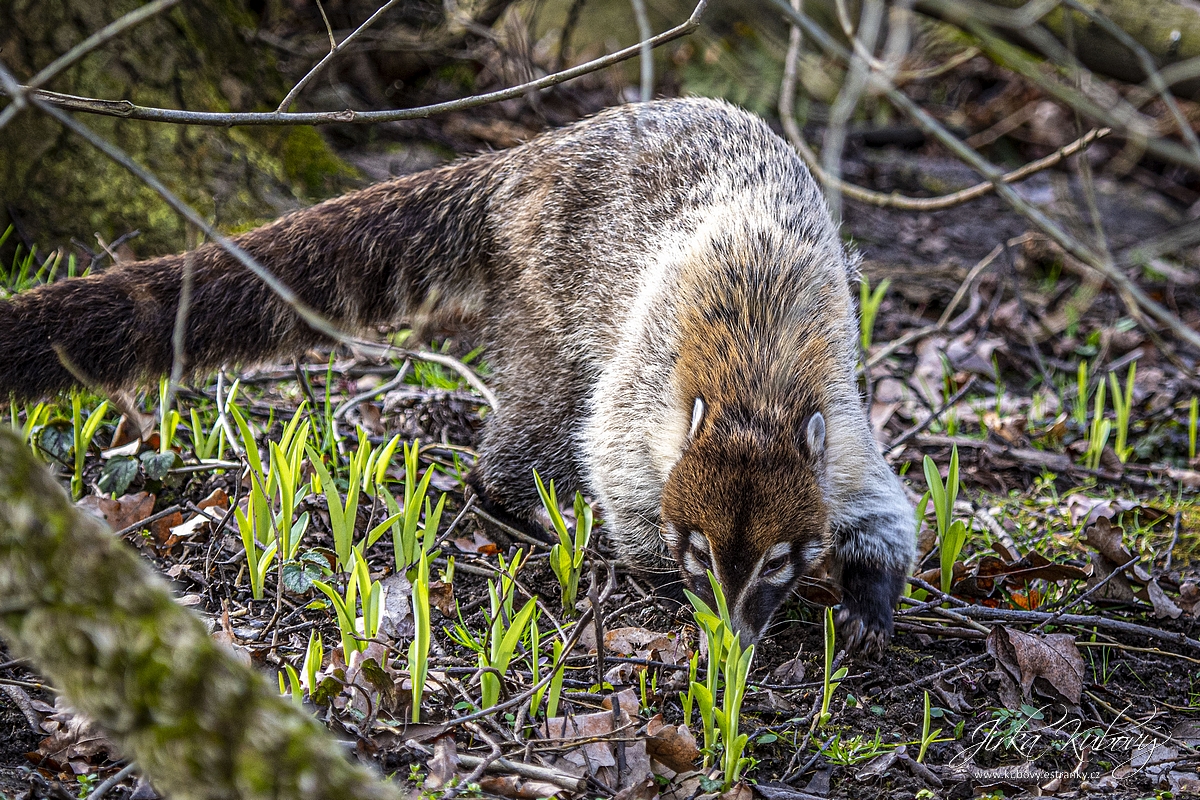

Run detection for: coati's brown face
[[659, 398, 830, 643]]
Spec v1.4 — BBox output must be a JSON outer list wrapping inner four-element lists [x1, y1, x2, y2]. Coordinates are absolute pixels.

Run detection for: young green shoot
[[1073, 360, 1090, 428], [923, 447, 968, 595], [479, 555, 537, 710], [917, 690, 942, 764], [408, 549, 432, 722], [1107, 362, 1136, 463], [157, 377, 181, 454], [307, 443, 363, 571], [71, 396, 109, 500], [375, 440, 445, 576], [278, 664, 304, 708], [188, 407, 226, 461], [818, 606, 848, 730], [1189, 397, 1197, 461], [234, 487, 278, 601], [1084, 378, 1111, 471], [534, 470, 593, 617], [313, 549, 381, 662], [686, 572, 757, 788], [859, 276, 891, 351]]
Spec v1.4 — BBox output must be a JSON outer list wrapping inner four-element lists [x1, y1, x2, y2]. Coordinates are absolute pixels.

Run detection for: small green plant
[[408, 549, 432, 722], [679, 652, 699, 728], [156, 377, 181, 454], [10, 401, 50, 452], [188, 406, 226, 461], [70, 396, 109, 500], [302, 629, 324, 697], [923, 447, 968, 595], [375, 439, 444, 577], [1073, 360, 1090, 428], [234, 486, 278, 601], [859, 276, 891, 351], [1188, 397, 1197, 461], [313, 548, 382, 661], [1108, 362, 1136, 463], [686, 572, 756, 789], [917, 690, 942, 763], [1084, 378, 1111, 470], [308, 443, 364, 572], [817, 606, 848, 729], [534, 471, 593, 617], [823, 731, 888, 766], [278, 663, 304, 707]]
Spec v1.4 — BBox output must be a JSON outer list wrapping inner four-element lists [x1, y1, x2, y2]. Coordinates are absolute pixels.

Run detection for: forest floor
[[3, 58, 1200, 800]]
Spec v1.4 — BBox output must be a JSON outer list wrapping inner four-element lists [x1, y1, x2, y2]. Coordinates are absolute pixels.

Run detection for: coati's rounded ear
[[689, 397, 706, 439], [805, 412, 826, 458]]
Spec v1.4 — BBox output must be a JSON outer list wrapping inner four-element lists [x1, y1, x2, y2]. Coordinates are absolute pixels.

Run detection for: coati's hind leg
[[466, 399, 586, 544]]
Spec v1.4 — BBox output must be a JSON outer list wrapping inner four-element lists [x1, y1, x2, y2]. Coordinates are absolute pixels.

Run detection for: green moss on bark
[[0, 0, 359, 257]]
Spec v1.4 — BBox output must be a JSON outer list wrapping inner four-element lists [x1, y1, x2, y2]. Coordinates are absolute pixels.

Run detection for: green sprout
[[686, 572, 756, 789], [408, 549, 432, 722], [534, 470, 593, 617], [1107, 362, 1136, 463], [70, 396, 109, 500], [1084, 378, 1111, 471], [923, 447, 968, 595], [375, 440, 444, 577], [1188, 397, 1197, 461], [859, 276, 891, 351], [313, 548, 381, 662], [817, 606, 848, 730], [234, 486, 278, 601], [917, 690, 946, 763]]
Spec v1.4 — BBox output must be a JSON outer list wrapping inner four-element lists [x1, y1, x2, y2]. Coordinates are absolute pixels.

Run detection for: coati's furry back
[[0, 98, 914, 653]]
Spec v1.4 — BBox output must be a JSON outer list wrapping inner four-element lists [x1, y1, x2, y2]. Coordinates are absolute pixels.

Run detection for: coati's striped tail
[[0, 155, 499, 400]]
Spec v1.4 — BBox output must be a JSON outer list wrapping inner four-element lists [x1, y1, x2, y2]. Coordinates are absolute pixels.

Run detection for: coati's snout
[[659, 398, 830, 643]]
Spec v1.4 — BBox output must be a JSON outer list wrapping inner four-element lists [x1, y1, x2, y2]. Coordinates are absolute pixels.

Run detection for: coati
[[0, 98, 914, 653]]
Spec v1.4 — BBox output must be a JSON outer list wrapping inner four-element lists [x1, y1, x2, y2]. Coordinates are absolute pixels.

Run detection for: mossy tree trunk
[[0, 0, 357, 259], [0, 428, 401, 800]]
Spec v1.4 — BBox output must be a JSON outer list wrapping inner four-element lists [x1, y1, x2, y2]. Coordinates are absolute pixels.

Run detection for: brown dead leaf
[[37, 704, 120, 768], [1148, 579, 1184, 620], [78, 492, 155, 534], [429, 581, 455, 617], [1067, 495, 1137, 528], [477, 775, 567, 799], [1085, 552, 1137, 603], [718, 782, 753, 800], [149, 511, 183, 545], [197, 488, 228, 511], [982, 411, 1027, 445], [771, 656, 806, 685], [453, 531, 499, 555], [986, 627, 1084, 704], [645, 715, 699, 773], [424, 735, 458, 791], [1083, 518, 1136, 565], [614, 775, 659, 800], [1179, 582, 1200, 616]]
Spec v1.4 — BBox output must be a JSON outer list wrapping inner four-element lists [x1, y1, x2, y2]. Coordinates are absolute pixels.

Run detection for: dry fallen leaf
[[78, 492, 155, 534], [645, 715, 699, 773], [986, 626, 1084, 704], [1147, 579, 1184, 620], [477, 775, 567, 799], [424, 735, 458, 791], [453, 531, 499, 555]]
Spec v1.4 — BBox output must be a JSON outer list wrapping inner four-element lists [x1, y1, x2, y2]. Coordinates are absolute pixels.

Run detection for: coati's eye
[[683, 530, 712, 576], [763, 552, 790, 577], [761, 544, 795, 585]]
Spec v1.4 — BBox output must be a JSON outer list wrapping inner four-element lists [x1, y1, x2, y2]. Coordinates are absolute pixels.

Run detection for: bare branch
[[773, 0, 1200, 353], [779, 14, 1111, 212], [276, 0, 405, 113], [2, 0, 708, 128]]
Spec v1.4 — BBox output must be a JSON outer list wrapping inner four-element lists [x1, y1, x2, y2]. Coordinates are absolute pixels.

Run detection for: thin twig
[[779, 10, 1111, 211], [3, 1, 708, 127], [86, 762, 138, 800], [276, 0, 405, 113], [885, 375, 978, 454]]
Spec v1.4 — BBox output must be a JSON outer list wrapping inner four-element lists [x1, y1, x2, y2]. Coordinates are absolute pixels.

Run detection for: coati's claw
[[835, 561, 907, 657]]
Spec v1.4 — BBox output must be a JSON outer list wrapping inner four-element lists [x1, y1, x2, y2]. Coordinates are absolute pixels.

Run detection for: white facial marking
[[688, 530, 709, 554], [689, 397, 706, 439], [684, 551, 708, 576], [802, 540, 825, 565], [761, 542, 795, 586]]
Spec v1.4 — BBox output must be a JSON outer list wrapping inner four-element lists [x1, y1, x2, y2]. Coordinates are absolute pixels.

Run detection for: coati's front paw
[[835, 562, 907, 658]]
